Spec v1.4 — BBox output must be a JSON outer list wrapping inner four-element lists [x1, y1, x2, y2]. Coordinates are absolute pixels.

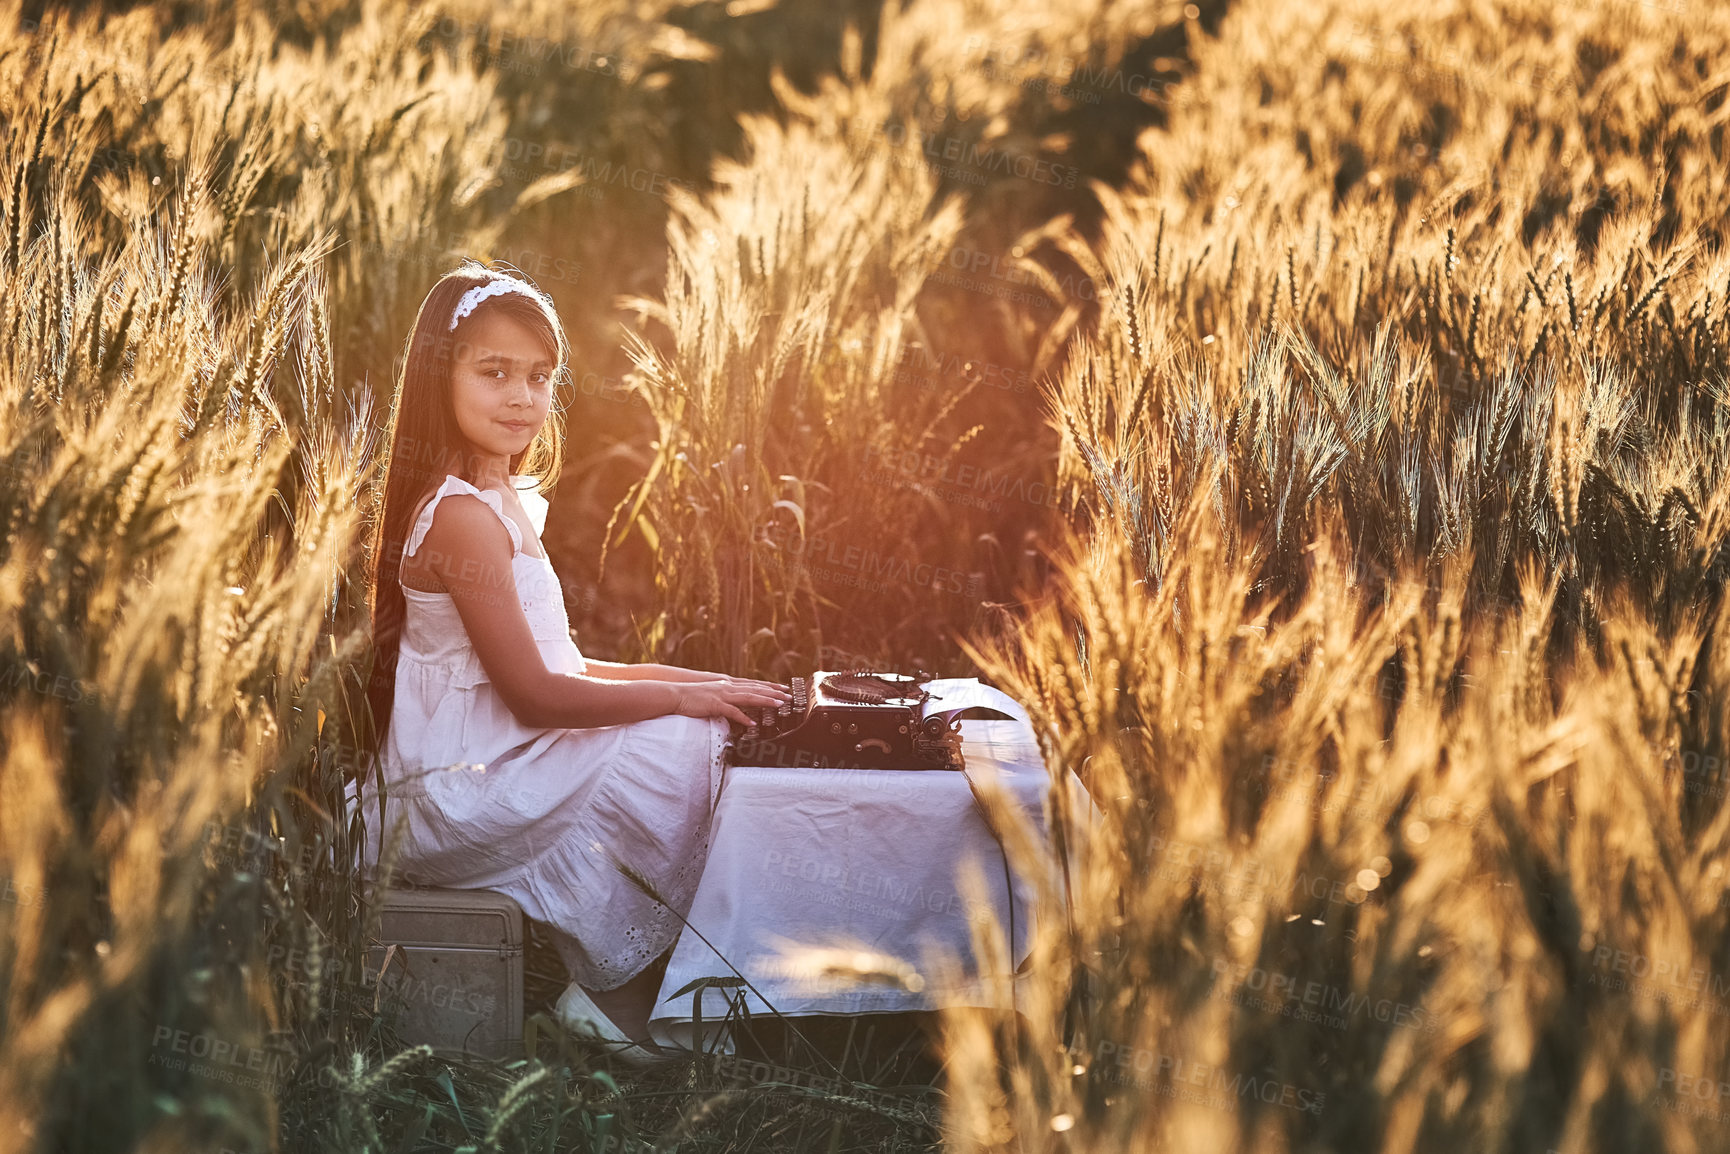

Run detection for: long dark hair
[[361, 260, 570, 767]]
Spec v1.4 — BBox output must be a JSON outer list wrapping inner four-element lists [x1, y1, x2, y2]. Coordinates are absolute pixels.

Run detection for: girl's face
[[448, 308, 554, 463]]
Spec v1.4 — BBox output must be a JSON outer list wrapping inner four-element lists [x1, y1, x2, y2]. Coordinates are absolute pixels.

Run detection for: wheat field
[[1, 0, 1726, 1150]]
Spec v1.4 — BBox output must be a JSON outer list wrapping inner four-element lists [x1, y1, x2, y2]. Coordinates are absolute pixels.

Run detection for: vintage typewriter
[[725, 670, 966, 771]]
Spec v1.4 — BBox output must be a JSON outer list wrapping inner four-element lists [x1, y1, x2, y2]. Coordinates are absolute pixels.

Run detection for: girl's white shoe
[[554, 981, 683, 1069]]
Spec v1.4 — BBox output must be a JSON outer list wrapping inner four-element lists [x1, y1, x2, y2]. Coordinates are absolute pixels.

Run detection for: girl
[[359, 260, 790, 1062]]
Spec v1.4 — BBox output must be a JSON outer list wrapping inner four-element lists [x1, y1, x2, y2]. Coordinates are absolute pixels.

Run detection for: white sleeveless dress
[[359, 473, 729, 991]]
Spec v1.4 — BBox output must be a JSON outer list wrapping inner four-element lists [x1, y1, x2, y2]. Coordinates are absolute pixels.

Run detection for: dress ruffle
[[405, 474, 523, 557]]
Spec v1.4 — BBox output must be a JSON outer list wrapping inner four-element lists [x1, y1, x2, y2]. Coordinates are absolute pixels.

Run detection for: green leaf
[[435, 1067, 474, 1137], [667, 975, 747, 1001]]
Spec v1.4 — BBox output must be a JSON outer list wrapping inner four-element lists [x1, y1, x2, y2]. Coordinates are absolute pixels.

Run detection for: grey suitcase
[[363, 885, 524, 1059]]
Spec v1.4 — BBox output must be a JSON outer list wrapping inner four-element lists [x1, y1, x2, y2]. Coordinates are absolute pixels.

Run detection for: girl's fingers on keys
[[719, 676, 776, 692], [725, 687, 772, 704]]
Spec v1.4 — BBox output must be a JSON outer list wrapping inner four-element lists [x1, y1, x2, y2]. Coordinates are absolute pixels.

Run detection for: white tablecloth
[[647, 702, 1065, 1049]]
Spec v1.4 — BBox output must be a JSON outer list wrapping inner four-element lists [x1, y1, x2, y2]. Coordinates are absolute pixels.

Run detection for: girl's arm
[[580, 658, 718, 683], [581, 658, 785, 694], [411, 495, 788, 728]]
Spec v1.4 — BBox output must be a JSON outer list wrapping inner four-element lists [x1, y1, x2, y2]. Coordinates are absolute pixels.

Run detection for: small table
[[647, 698, 1067, 1050]]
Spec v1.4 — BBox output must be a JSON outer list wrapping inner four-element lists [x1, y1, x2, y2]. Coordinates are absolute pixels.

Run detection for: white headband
[[448, 278, 548, 330]]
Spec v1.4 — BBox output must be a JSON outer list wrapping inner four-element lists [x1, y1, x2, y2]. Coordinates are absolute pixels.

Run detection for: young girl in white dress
[[358, 261, 790, 1060]]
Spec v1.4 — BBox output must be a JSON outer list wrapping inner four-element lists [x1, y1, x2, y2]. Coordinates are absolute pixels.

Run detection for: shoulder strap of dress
[[404, 474, 523, 559]]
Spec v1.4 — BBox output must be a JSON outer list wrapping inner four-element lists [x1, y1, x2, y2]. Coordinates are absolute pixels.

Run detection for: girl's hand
[[704, 674, 793, 700], [671, 681, 790, 726]]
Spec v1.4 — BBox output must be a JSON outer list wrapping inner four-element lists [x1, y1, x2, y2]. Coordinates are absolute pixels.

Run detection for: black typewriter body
[[725, 670, 965, 771]]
